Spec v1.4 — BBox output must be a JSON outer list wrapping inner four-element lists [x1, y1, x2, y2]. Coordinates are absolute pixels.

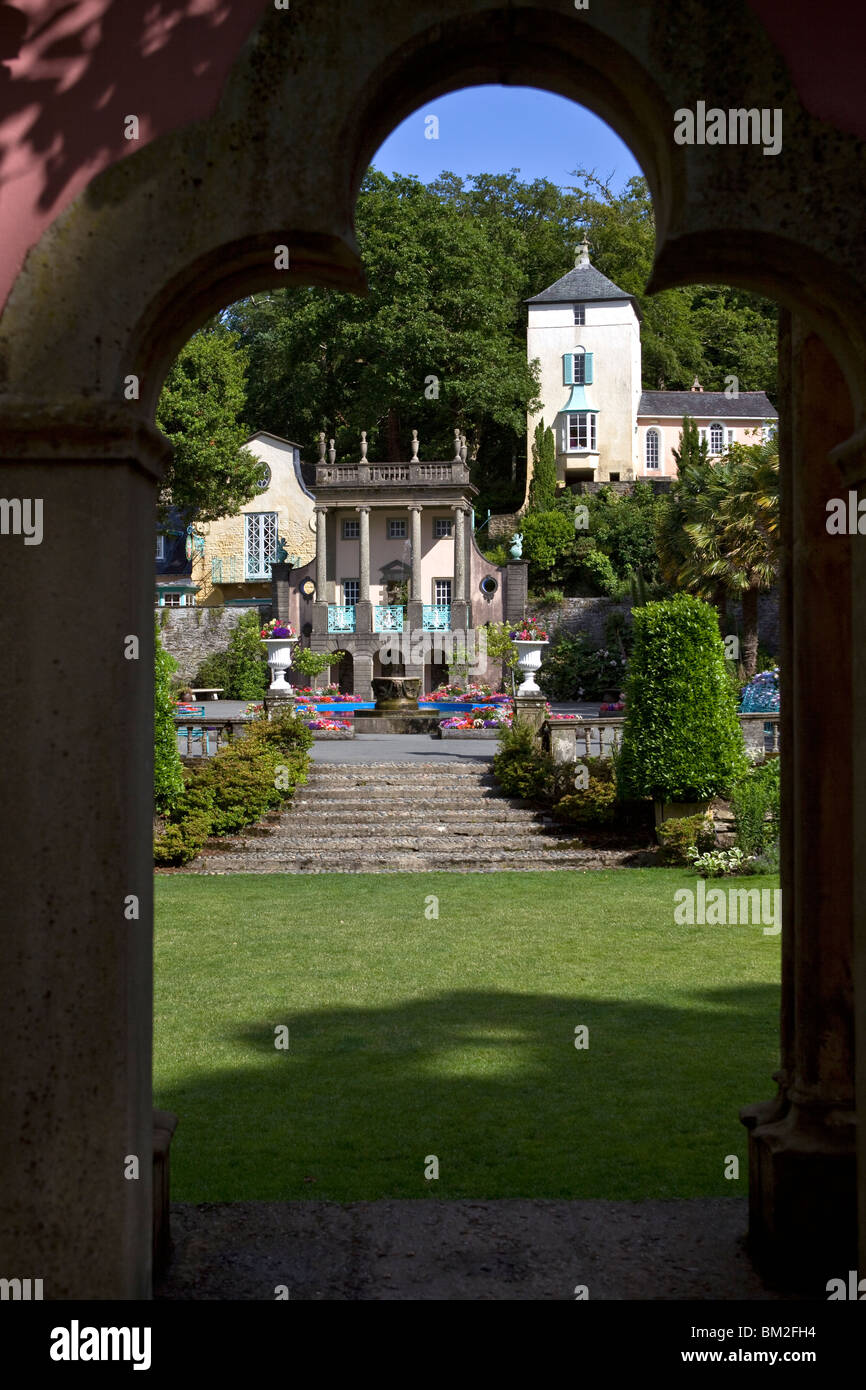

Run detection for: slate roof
[[638, 391, 777, 419], [526, 263, 641, 318]]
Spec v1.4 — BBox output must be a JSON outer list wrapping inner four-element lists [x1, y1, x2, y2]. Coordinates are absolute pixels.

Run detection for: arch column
[[312, 506, 329, 635], [741, 314, 857, 1283], [0, 407, 166, 1298]]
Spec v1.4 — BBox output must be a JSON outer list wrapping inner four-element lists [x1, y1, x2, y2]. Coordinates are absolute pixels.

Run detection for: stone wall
[[156, 604, 271, 682], [535, 592, 780, 655]]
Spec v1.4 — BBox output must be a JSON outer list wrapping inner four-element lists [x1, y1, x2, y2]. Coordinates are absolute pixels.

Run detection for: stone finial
[[360, 430, 368, 460], [328, 438, 336, 465], [691, 377, 704, 392], [317, 431, 326, 463], [453, 428, 462, 462], [410, 429, 419, 462], [575, 235, 591, 268], [459, 433, 468, 464]]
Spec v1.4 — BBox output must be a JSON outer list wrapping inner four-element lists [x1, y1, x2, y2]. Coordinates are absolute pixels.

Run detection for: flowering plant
[[260, 618, 296, 640], [293, 684, 355, 702], [440, 703, 515, 730], [295, 700, 352, 731], [599, 700, 626, 713], [428, 681, 507, 701], [509, 616, 548, 642], [739, 666, 780, 713]]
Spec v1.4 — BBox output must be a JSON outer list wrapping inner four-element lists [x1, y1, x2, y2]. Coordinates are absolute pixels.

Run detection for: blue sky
[[371, 86, 642, 191]]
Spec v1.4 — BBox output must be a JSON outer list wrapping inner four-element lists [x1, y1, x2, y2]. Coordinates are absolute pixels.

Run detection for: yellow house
[[192, 431, 317, 607]]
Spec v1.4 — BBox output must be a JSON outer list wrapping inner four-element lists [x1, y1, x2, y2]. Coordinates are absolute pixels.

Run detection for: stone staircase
[[184, 760, 637, 873]]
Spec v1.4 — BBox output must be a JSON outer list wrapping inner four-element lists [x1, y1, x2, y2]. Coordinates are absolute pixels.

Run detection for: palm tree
[[676, 441, 779, 678]]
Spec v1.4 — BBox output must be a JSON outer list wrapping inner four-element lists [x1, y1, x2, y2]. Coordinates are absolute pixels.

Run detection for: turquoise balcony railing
[[373, 605, 404, 632], [422, 604, 451, 630], [328, 604, 356, 632], [211, 555, 244, 584]]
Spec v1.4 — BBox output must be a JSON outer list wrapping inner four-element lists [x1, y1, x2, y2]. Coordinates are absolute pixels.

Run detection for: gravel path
[[155, 1198, 812, 1301]]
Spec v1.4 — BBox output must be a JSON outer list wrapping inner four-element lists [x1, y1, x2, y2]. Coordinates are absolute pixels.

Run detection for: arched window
[[709, 422, 725, 454], [645, 429, 660, 470]]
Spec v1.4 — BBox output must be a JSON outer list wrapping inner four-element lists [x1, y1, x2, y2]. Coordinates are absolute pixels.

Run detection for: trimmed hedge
[[617, 594, 748, 802], [154, 709, 313, 865]]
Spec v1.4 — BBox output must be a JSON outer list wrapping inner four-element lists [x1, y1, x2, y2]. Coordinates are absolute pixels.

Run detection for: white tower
[[525, 237, 642, 491]]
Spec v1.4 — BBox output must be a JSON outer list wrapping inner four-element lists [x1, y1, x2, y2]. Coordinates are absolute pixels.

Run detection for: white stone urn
[[513, 640, 549, 696], [262, 636, 298, 693]]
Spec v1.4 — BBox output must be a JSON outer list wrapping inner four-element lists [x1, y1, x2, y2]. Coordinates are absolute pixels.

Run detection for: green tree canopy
[[156, 325, 259, 524]]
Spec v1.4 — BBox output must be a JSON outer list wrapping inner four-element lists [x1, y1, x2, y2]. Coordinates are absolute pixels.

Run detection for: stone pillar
[[270, 561, 293, 622], [409, 505, 422, 600], [314, 505, 327, 595], [453, 505, 467, 601], [740, 313, 857, 1283], [357, 506, 370, 601], [353, 647, 374, 701], [505, 559, 528, 625], [0, 415, 167, 1298]]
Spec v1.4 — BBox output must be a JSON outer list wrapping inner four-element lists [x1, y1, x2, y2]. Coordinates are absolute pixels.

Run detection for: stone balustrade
[[545, 713, 781, 764]]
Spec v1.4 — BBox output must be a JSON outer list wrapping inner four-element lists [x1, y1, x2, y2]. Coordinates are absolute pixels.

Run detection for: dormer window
[[573, 303, 585, 325]]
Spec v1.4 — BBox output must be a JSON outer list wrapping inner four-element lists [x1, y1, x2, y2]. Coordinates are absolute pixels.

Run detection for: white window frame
[[387, 518, 407, 540], [645, 428, 660, 471], [573, 303, 585, 325], [708, 422, 725, 455], [155, 534, 165, 561], [244, 511, 279, 580], [342, 518, 360, 539], [342, 578, 360, 606], [727, 429, 735, 447], [433, 578, 452, 606], [433, 517, 453, 538], [563, 412, 598, 453], [572, 351, 586, 384]]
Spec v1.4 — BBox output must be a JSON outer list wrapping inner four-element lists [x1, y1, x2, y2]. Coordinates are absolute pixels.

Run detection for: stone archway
[[1, 0, 865, 1298]]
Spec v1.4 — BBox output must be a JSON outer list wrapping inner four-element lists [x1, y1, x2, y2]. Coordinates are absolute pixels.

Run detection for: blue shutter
[[584, 352, 593, 384], [563, 353, 574, 385]]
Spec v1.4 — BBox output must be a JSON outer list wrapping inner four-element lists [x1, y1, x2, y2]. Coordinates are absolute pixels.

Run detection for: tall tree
[[527, 418, 557, 512], [156, 326, 258, 524]]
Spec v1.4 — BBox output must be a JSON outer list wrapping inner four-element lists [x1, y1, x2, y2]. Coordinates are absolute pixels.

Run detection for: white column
[[357, 506, 370, 601], [315, 506, 327, 595], [453, 505, 466, 601], [409, 505, 422, 600]]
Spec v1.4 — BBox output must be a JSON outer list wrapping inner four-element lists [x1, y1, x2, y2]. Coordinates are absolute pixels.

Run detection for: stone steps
[[185, 847, 634, 874], [180, 759, 606, 873]]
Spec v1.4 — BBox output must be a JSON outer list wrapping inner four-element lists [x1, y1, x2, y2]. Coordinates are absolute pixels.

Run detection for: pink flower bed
[[295, 701, 352, 730]]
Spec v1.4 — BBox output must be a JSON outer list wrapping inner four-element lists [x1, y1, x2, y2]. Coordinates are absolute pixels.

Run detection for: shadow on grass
[[156, 982, 779, 1203]]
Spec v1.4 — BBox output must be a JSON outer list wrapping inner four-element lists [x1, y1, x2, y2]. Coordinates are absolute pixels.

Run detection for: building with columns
[[526, 239, 777, 489], [277, 431, 522, 698]]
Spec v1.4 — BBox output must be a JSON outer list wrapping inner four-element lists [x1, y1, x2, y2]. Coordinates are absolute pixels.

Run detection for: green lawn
[[154, 870, 780, 1202]]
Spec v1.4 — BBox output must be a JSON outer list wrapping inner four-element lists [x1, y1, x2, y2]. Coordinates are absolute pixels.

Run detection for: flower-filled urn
[[260, 618, 298, 693]]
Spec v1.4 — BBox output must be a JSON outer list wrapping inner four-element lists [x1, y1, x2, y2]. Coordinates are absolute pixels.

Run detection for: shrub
[[617, 594, 748, 802], [731, 757, 780, 855], [552, 778, 617, 826], [538, 630, 627, 701], [292, 647, 346, 682], [687, 845, 751, 877], [195, 609, 269, 700], [153, 710, 311, 865], [492, 720, 555, 801], [154, 622, 185, 812], [521, 510, 576, 583], [740, 836, 780, 875], [656, 812, 716, 866]]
